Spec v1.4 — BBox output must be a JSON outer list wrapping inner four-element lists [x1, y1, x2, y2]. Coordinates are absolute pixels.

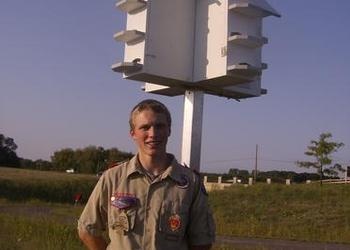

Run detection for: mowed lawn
[[1, 166, 350, 249]]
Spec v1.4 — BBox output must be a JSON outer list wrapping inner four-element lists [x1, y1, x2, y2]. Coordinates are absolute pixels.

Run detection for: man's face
[[130, 109, 170, 158]]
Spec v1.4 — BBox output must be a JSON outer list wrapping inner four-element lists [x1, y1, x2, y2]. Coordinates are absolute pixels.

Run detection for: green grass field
[[1, 166, 350, 249], [0, 167, 97, 203], [210, 183, 350, 243], [0, 199, 84, 250]]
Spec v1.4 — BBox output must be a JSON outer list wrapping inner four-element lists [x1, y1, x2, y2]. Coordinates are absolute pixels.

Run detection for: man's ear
[[168, 127, 171, 137], [130, 129, 135, 139]]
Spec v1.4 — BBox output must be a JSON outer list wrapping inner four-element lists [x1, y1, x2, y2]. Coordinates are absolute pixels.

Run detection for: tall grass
[[1, 167, 350, 246], [0, 199, 85, 250], [0, 214, 82, 250], [210, 183, 350, 243], [0, 167, 97, 203], [213, 245, 268, 250]]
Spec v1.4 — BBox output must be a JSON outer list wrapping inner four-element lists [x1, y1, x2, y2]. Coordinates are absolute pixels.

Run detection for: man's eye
[[155, 124, 166, 129], [140, 126, 150, 131]]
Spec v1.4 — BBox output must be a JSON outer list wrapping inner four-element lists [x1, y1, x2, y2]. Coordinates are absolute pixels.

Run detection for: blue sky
[[1, 0, 349, 174]]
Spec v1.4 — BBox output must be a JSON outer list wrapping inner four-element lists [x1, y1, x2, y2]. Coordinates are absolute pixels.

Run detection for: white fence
[[203, 176, 350, 191]]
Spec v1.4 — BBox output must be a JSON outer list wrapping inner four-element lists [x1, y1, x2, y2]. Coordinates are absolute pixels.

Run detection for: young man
[[78, 99, 215, 250]]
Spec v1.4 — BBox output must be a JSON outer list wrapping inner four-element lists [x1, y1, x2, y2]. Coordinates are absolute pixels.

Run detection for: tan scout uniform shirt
[[78, 154, 215, 250]]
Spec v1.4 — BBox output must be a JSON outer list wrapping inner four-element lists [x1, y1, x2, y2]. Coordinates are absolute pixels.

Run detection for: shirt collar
[[159, 154, 184, 183], [126, 154, 184, 183], [126, 155, 144, 178]]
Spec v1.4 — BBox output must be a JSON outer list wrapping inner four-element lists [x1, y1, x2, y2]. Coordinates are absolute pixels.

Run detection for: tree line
[[50, 146, 133, 174], [0, 134, 20, 167], [204, 132, 347, 184], [1, 133, 133, 174], [1, 132, 347, 179]]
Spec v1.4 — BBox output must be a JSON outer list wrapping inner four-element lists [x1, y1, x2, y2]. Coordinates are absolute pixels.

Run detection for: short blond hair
[[129, 99, 171, 130]]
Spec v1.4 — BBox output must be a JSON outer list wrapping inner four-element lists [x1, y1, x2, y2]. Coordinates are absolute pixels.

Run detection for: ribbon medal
[[168, 214, 181, 232], [111, 211, 129, 233], [111, 193, 138, 209]]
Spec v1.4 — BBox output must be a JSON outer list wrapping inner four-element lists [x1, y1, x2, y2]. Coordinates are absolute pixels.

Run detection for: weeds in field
[[0, 214, 83, 250], [213, 246, 268, 250], [1, 167, 350, 246], [0, 167, 97, 203], [210, 183, 350, 243]]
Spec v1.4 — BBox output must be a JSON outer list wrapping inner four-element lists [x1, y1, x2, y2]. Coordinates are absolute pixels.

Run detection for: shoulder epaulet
[[182, 163, 200, 175], [107, 160, 128, 169], [182, 163, 190, 168], [190, 169, 208, 195]]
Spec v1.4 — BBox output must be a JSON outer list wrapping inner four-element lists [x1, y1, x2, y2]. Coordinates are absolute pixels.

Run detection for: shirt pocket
[[159, 201, 190, 241], [109, 208, 137, 234]]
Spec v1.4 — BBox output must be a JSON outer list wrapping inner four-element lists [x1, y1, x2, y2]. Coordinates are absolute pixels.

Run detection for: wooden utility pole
[[254, 144, 258, 183]]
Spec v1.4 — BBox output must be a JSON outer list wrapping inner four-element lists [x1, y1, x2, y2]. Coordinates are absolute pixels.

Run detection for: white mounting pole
[[181, 90, 204, 172]]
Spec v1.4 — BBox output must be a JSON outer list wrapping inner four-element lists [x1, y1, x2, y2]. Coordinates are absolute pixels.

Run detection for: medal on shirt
[[110, 193, 136, 233], [112, 211, 130, 233], [168, 214, 181, 232], [111, 193, 138, 209]]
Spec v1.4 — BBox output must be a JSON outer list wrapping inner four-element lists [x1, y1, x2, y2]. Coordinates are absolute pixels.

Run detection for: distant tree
[[19, 158, 53, 170], [291, 172, 320, 183], [51, 146, 133, 174], [226, 168, 250, 182], [0, 134, 20, 167], [33, 159, 53, 170], [20, 158, 35, 168], [78, 146, 106, 174], [228, 168, 249, 178], [228, 168, 240, 176], [296, 132, 344, 185], [106, 147, 133, 166], [51, 148, 77, 171], [325, 163, 346, 177], [257, 170, 294, 183]]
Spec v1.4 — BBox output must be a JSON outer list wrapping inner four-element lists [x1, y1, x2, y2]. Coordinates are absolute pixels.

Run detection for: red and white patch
[[168, 214, 181, 232]]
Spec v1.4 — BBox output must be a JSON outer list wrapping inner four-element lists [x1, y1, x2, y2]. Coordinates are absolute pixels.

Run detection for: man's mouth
[[146, 141, 162, 147]]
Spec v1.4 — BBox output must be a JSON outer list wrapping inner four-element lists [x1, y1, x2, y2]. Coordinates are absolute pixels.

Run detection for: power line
[[205, 158, 254, 163], [205, 158, 297, 164], [260, 159, 296, 163]]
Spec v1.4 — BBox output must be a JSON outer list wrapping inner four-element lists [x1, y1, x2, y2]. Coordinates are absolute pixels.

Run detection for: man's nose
[[148, 126, 156, 137], [149, 125, 162, 137]]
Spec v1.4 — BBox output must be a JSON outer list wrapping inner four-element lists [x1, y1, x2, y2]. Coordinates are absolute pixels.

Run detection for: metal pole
[[181, 90, 204, 172], [254, 144, 258, 183]]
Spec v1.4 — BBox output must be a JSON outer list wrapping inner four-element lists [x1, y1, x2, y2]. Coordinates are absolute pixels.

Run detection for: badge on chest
[[110, 192, 138, 233], [168, 214, 182, 232], [111, 192, 138, 209], [111, 210, 130, 233], [176, 174, 190, 189]]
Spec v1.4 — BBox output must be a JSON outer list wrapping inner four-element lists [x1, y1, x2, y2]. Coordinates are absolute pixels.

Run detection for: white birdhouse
[[112, 0, 280, 100]]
